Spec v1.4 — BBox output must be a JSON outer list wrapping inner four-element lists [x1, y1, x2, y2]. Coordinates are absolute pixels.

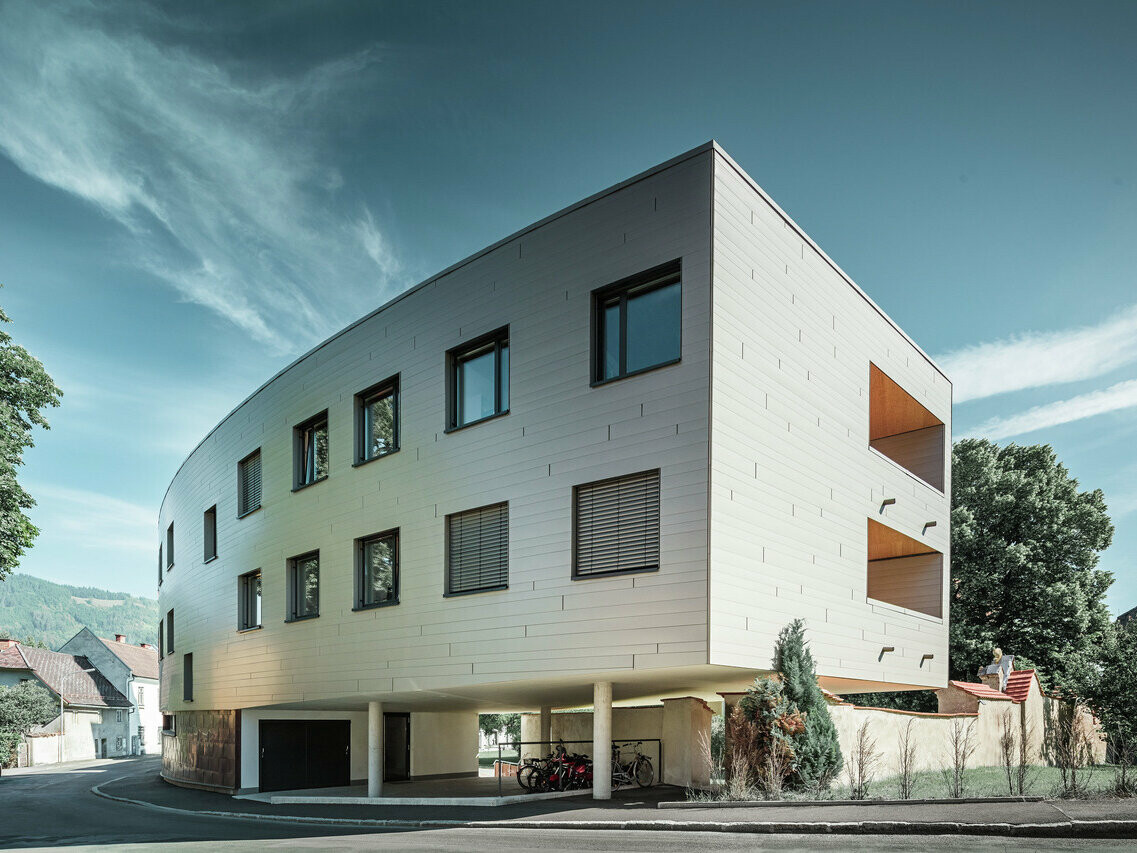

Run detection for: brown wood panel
[[870, 363, 942, 440], [867, 518, 938, 561]]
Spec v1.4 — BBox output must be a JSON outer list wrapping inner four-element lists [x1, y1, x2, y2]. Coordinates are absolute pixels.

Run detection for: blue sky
[[1, 0, 1135, 611]]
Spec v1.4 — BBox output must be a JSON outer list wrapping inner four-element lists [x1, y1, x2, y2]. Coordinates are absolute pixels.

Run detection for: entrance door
[[259, 720, 351, 792], [100, 738, 107, 758], [383, 713, 410, 781]]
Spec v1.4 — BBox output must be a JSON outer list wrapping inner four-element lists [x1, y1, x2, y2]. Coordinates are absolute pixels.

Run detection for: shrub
[[774, 619, 843, 789]]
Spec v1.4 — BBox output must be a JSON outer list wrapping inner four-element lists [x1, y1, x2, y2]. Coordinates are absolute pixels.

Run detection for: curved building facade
[[157, 143, 951, 794]]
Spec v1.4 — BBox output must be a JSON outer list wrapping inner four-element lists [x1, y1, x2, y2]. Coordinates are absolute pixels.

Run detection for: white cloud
[[967, 379, 1137, 440], [938, 305, 1137, 403], [27, 483, 155, 555], [0, 1, 400, 352]]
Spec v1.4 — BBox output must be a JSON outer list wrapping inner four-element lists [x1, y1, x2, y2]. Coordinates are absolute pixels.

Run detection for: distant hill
[[0, 573, 158, 650]]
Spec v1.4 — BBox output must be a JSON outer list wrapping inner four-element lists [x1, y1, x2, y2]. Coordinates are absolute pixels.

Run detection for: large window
[[573, 469, 661, 578], [448, 327, 509, 430], [166, 523, 175, 570], [287, 551, 320, 621], [355, 377, 399, 464], [237, 449, 262, 517], [203, 505, 217, 561], [446, 502, 508, 595], [294, 412, 329, 489], [166, 609, 174, 654], [183, 653, 193, 702], [238, 570, 262, 630], [867, 519, 944, 618], [355, 530, 399, 609], [868, 363, 946, 491], [593, 261, 681, 384]]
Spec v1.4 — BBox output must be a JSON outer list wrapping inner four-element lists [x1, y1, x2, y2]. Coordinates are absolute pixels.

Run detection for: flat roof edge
[[709, 142, 950, 384]]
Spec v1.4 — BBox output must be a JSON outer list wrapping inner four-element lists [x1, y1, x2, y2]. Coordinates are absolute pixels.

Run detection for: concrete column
[[368, 700, 383, 798], [661, 696, 714, 788], [592, 681, 612, 799], [539, 706, 552, 751]]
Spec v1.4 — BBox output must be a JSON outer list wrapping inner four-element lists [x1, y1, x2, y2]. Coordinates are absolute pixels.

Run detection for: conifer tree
[[773, 618, 842, 788]]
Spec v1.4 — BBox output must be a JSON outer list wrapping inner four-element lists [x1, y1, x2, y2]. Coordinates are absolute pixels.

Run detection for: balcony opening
[[869, 363, 945, 490], [867, 518, 943, 618]]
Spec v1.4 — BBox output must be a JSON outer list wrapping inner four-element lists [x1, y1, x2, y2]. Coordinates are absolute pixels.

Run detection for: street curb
[[662, 795, 1046, 808], [90, 779, 1137, 837]]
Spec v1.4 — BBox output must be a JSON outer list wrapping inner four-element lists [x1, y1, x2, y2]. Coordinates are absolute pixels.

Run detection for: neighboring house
[[157, 142, 951, 795], [0, 639, 133, 765], [59, 628, 160, 755]]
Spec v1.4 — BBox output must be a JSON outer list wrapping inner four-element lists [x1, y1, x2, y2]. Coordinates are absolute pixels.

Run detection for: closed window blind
[[446, 503, 508, 594], [574, 469, 661, 577], [238, 450, 262, 516]]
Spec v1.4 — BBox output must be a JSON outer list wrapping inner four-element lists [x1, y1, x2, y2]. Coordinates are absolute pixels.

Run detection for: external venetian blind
[[238, 450, 262, 516], [574, 469, 661, 578], [446, 502, 508, 595]]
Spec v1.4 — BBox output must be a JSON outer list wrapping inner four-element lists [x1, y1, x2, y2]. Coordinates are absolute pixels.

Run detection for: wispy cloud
[[28, 483, 155, 555], [0, 1, 400, 352], [938, 305, 1137, 403], [967, 379, 1137, 440]]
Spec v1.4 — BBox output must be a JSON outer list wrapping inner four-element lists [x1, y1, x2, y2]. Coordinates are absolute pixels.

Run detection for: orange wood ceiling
[[867, 518, 939, 561], [869, 363, 943, 441]]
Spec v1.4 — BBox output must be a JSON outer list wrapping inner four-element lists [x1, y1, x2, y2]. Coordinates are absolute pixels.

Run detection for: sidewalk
[[95, 770, 1137, 837]]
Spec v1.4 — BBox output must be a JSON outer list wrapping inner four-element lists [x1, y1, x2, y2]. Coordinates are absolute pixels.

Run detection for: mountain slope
[[0, 573, 158, 649]]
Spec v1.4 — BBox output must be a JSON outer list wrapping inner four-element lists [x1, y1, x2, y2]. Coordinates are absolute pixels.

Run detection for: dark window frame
[[354, 375, 400, 466], [572, 468, 662, 580], [237, 569, 263, 631], [166, 523, 175, 570], [354, 528, 400, 610], [293, 411, 330, 491], [162, 714, 176, 735], [182, 653, 193, 702], [158, 619, 164, 659], [591, 260, 682, 386], [286, 550, 320, 622], [158, 545, 163, 587], [203, 505, 218, 562], [445, 326, 510, 432], [444, 501, 509, 597], [237, 448, 263, 518], [166, 609, 174, 654]]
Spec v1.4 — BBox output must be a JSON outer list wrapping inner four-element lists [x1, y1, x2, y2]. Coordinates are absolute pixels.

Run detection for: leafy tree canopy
[[951, 439, 1114, 694], [1086, 619, 1137, 748], [478, 713, 520, 745], [0, 680, 58, 767], [0, 299, 62, 581]]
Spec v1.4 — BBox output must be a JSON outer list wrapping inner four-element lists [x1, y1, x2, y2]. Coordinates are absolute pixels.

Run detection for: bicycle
[[610, 741, 654, 789]]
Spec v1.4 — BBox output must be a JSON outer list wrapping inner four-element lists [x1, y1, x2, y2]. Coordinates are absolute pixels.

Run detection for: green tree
[[773, 619, 843, 788], [478, 713, 520, 745], [0, 300, 62, 580], [0, 680, 58, 767], [1086, 619, 1137, 766], [951, 440, 1114, 694]]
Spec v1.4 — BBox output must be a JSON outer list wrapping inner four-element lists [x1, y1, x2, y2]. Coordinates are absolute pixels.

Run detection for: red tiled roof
[[1004, 669, 1037, 702], [99, 637, 159, 680], [948, 679, 1014, 702], [0, 645, 132, 708]]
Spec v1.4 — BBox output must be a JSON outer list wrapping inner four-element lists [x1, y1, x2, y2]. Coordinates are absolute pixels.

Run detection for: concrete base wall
[[161, 709, 240, 793], [410, 711, 478, 779]]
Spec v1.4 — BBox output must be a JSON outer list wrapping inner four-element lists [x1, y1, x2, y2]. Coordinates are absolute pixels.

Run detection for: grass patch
[[477, 749, 519, 769]]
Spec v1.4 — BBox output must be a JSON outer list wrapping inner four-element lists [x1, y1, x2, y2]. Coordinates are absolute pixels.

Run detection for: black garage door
[[259, 719, 350, 792]]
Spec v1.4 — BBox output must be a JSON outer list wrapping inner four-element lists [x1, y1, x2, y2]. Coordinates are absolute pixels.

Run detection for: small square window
[[573, 469, 661, 579], [162, 714, 176, 734], [355, 376, 399, 464], [287, 551, 320, 621], [238, 449, 263, 517], [203, 505, 217, 561], [238, 570, 262, 630], [592, 261, 682, 384], [294, 412, 329, 489], [445, 503, 508, 595], [447, 328, 509, 430], [166, 523, 175, 569], [355, 529, 399, 609]]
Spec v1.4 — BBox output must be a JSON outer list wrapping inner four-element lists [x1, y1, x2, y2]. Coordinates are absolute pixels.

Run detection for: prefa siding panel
[[159, 150, 714, 712], [708, 149, 951, 691]]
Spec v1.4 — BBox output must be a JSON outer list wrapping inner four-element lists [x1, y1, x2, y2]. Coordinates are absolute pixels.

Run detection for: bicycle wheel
[[634, 757, 655, 787], [518, 764, 539, 791]]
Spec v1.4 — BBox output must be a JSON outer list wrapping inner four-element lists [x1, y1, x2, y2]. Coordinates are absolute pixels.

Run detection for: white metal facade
[[157, 143, 949, 721]]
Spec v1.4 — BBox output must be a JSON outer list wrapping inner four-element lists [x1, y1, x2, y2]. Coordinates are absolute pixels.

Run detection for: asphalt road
[[0, 757, 1131, 852]]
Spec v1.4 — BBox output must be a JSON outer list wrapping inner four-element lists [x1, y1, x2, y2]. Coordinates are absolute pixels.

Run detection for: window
[[158, 620, 164, 658], [203, 505, 217, 561], [116, 710, 123, 723], [166, 609, 174, 654], [355, 376, 399, 464], [237, 449, 262, 517], [293, 412, 329, 489], [355, 530, 399, 609], [867, 518, 944, 618], [138, 686, 145, 709], [593, 260, 682, 384], [447, 327, 509, 430], [183, 653, 193, 702], [238, 570, 262, 630], [116, 736, 124, 750], [166, 523, 175, 569], [868, 363, 946, 491], [573, 469, 661, 578], [446, 502, 508, 595], [287, 551, 320, 621], [162, 714, 176, 734], [158, 545, 163, 586]]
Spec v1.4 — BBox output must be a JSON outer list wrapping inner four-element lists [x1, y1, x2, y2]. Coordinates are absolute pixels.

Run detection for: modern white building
[[157, 142, 951, 796], [60, 628, 161, 755]]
